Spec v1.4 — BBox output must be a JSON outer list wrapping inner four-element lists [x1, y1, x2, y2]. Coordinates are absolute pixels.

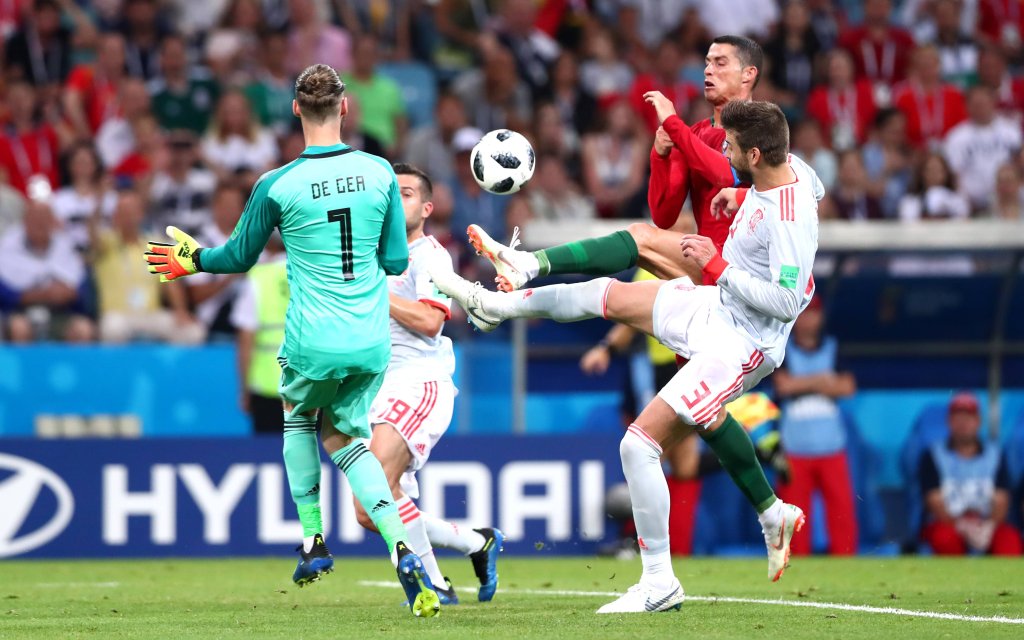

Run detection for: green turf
[[1, 556, 1022, 639]]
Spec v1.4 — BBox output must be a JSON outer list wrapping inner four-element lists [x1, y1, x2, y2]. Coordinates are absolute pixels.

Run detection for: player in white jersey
[[354, 163, 503, 606], [429, 101, 816, 613]]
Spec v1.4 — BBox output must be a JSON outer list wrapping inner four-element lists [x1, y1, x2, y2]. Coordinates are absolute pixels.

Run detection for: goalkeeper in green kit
[[144, 64, 441, 618]]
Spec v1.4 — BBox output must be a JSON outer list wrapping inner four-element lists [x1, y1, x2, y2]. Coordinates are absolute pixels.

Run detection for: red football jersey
[[648, 116, 742, 251]]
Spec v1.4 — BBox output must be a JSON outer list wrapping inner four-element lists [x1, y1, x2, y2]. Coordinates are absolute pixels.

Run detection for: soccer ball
[[470, 129, 536, 195]]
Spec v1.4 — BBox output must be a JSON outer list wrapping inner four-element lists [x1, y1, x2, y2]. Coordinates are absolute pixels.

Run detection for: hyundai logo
[[0, 453, 74, 557]]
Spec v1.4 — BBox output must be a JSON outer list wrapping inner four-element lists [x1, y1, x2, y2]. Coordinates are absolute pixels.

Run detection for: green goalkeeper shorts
[[278, 364, 384, 440]]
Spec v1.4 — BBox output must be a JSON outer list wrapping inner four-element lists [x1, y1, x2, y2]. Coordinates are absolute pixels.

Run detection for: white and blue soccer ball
[[470, 129, 536, 195]]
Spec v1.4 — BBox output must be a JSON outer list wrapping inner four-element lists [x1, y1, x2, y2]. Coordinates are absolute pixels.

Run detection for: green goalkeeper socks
[[534, 230, 639, 277], [700, 413, 778, 513], [331, 440, 406, 553], [282, 411, 323, 538]]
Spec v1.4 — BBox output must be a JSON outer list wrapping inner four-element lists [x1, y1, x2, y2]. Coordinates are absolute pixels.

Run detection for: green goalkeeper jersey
[[198, 143, 409, 380]]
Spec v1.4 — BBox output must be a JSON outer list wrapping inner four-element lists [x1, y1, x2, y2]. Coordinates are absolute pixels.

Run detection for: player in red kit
[[466, 35, 763, 290]]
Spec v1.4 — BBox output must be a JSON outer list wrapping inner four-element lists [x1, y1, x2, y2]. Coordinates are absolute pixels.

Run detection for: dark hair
[[909, 152, 956, 194], [392, 162, 433, 200], [711, 35, 763, 89], [721, 101, 790, 165], [61, 141, 104, 184], [294, 64, 345, 124], [872, 107, 904, 130]]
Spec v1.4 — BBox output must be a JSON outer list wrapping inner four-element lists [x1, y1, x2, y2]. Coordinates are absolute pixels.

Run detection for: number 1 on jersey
[[327, 207, 354, 280]]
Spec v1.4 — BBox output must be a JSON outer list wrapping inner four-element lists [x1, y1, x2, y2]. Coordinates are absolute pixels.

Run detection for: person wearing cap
[[918, 392, 1022, 555], [773, 294, 859, 555]]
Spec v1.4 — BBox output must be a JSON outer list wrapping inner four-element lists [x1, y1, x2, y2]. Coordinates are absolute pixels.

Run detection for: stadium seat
[[377, 62, 437, 129]]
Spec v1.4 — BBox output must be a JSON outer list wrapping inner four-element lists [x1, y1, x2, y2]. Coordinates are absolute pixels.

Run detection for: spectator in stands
[[806, 0, 842, 51], [0, 168, 27, 239], [117, 0, 169, 81], [0, 80, 62, 196], [447, 126, 508, 248], [340, 97, 385, 157], [544, 52, 598, 141], [493, 0, 559, 98], [774, 295, 859, 556], [149, 33, 220, 135], [0, 201, 93, 342], [579, 25, 634, 105], [839, 0, 916, 104], [90, 188, 203, 344], [63, 32, 128, 138], [861, 107, 914, 218], [531, 101, 581, 181], [991, 162, 1024, 220], [51, 142, 117, 254], [978, 0, 1024, 63], [432, 0, 494, 75], [893, 45, 967, 149], [205, 0, 267, 83], [616, 0, 693, 52], [975, 45, 1024, 121], [185, 182, 246, 340], [342, 34, 408, 158], [243, 31, 294, 138], [763, 0, 821, 115], [943, 86, 1022, 214], [791, 119, 837, 191], [627, 38, 700, 135], [149, 129, 216, 238], [931, 0, 977, 88], [919, 393, 1022, 555], [452, 43, 531, 133], [516, 152, 594, 225], [806, 48, 878, 151], [286, 0, 351, 76], [108, 112, 162, 188], [899, 152, 970, 221], [404, 92, 468, 185], [231, 231, 287, 432], [95, 77, 151, 174], [823, 150, 885, 221], [336, 0, 412, 61], [4, 0, 93, 88], [580, 98, 649, 218], [201, 90, 279, 190]]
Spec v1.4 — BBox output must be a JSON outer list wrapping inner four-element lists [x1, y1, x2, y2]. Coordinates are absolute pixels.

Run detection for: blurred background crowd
[[1, 0, 1023, 344]]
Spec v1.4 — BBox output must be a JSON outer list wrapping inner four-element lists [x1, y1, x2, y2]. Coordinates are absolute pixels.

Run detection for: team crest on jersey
[[748, 209, 764, 232]]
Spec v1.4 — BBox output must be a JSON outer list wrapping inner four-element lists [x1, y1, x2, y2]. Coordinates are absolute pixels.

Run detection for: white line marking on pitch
[[358, 580, 1024, 625], [35, 581, 120, 588]]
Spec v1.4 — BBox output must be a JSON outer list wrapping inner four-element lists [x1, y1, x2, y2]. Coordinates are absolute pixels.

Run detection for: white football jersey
[[387, 235, 456, 378], [715, 154, 822, 367]]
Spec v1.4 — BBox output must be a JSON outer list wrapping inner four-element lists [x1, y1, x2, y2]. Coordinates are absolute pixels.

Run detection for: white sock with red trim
[[487, 278, 613, 322], [421, 513, 486, 555], [396, 495, 446, 587], [621, 425, 674, 590]]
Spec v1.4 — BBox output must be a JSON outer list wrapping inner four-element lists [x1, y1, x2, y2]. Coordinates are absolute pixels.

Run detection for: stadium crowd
[[0, 0, 1022, 344]]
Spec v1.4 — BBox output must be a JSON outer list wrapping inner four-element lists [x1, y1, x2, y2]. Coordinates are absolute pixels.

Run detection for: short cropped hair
[[711, 35, 764, 89], [294, 64, 345, 124], [720, 101, 790, 166], [392, 162, 433, 200]]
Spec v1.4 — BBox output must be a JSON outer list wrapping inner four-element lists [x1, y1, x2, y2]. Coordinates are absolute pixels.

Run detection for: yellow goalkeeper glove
[[145, 226, 202, 282]]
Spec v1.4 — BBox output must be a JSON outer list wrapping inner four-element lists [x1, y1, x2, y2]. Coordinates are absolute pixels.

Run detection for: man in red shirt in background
[[893, 45, 967, 149], [838, 0, 915, 103], [466, 36, 790, 564]]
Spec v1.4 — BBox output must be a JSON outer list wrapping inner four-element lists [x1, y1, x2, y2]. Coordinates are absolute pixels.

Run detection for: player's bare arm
[[388, 293, 446, 336]]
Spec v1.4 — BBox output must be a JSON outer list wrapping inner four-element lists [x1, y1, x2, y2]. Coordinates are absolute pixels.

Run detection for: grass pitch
[[1, 556, 1022, 639]]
